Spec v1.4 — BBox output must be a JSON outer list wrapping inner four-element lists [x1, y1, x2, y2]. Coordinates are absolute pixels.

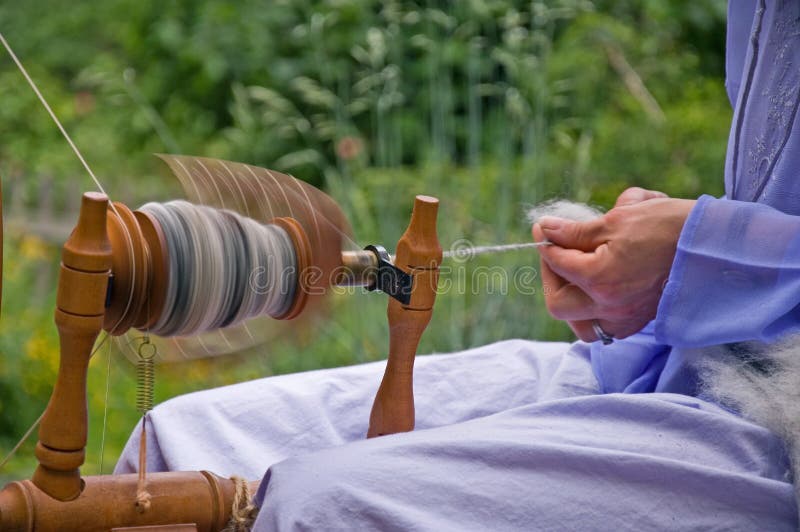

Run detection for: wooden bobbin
[[103, 203, 314, 336], [102, 206, 315, 332], [271, 216, 312, 320], [132, 209, 168, 330], [104, 202, 150, 336], [7, 193, 265, 530]]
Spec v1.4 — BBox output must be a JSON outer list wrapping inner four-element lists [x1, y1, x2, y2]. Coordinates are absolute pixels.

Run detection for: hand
[[532, 188, 695, 342]]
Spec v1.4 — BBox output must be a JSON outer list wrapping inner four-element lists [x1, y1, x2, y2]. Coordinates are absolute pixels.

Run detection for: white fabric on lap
[[115, 339, 595, 478], [115, 340, 796, 530], [256, 393, 794, 531]]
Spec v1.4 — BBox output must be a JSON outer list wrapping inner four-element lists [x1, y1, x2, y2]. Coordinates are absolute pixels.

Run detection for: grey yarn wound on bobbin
[[140, 201, 298, 337]]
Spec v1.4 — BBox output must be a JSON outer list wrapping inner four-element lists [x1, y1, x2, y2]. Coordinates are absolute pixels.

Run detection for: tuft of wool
[[690, 339, 800, 517], [525, 199, 603, 225]]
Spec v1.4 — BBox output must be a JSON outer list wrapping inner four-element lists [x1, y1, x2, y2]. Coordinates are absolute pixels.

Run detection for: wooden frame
[[0, 190, 441, 531]]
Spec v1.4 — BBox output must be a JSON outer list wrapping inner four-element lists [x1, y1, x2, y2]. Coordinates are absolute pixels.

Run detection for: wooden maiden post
[[33, 192, 112, 500], [368, 195, 442, 437]]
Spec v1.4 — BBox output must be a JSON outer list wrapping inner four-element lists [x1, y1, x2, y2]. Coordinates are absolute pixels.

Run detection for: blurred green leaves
[[0, 0, 728, 479]]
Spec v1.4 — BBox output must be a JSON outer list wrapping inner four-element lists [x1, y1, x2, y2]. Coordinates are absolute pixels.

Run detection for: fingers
[[534, 224, 597, 321], [537, 216, 606, 252], [546, 284, 597, 320], [532, 222, 547, 246], [534, 223, 568, 295], [534, 221, 604, 313], [531, 197, 673, 343], [537, 240, 606, 290], [614, 187, 668, 207]]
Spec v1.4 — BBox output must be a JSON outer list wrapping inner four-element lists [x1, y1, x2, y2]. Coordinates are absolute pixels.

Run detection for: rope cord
[[135, 415, 152, 513], [222, 476, 259, 532]]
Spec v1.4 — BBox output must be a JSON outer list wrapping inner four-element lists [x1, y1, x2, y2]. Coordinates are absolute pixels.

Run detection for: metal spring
[[136, 339, 156, 414]]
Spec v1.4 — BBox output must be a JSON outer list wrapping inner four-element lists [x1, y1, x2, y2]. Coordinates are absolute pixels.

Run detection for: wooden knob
[[61, 192, 113, 272]]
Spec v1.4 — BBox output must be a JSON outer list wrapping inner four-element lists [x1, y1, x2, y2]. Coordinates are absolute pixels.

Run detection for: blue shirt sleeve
[[655, 194, 800, 347], [725, 0, 757, 106]]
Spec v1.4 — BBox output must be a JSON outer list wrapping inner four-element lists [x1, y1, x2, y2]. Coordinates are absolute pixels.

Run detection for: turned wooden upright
[[34, 192, 112, 500], [368, 195, 442, 438]]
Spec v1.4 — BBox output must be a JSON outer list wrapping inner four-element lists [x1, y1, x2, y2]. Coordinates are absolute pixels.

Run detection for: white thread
[[0, 31, 138, 344], [0, 333, 112, 472], [444, 200, 603, 260], [443, 241, 551, 260], [98, 336, 113, 474], [0, 32, 108, 197]]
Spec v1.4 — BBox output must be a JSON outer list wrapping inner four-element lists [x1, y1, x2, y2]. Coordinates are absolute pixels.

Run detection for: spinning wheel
[[0, 156, 442, 531]]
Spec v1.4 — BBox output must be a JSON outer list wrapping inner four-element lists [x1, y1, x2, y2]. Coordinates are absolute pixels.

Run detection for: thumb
[[538, 216, 606, 252]]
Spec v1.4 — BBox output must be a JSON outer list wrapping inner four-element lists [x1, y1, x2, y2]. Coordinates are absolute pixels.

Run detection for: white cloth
[[115, 340, 796, 530], [116, 339, 597, 477]]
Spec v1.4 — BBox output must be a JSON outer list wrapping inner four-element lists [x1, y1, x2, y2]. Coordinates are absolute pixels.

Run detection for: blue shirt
[[591, 0, 800, 395]]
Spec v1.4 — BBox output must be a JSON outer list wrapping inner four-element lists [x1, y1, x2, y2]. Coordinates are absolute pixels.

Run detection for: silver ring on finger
[[592, 320, 614, 345]]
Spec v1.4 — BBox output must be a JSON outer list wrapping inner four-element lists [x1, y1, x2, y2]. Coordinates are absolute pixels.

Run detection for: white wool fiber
[[690, 339, 800, 516], [525, 199, 603, 225]]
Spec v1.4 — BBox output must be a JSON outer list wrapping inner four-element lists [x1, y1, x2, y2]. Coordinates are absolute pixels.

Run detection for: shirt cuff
[[654, 194, 800, 346], [653, 195, 712, 345]]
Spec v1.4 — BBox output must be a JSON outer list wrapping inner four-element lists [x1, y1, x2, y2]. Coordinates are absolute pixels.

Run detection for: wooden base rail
[[0, 472, 258, 531]]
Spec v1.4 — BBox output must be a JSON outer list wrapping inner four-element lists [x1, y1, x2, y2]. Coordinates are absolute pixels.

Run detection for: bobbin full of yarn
[[103, 199, 316, 338]]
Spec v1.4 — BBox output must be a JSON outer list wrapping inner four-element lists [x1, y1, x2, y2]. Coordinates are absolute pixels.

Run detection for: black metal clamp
[[364, 244, 414, 305]]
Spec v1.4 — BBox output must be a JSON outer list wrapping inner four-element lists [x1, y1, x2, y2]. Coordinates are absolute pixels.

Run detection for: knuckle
[[572, 223, 590, 242], [623, 186, 646, 197], [607, 303, 638, 321], [615, 187, 645, 206], [604, 208, 625, 227], [544, 296, 564, 318]]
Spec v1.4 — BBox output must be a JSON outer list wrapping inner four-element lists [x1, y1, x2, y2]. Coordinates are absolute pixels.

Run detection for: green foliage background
[[0, 0, 729, 480]]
